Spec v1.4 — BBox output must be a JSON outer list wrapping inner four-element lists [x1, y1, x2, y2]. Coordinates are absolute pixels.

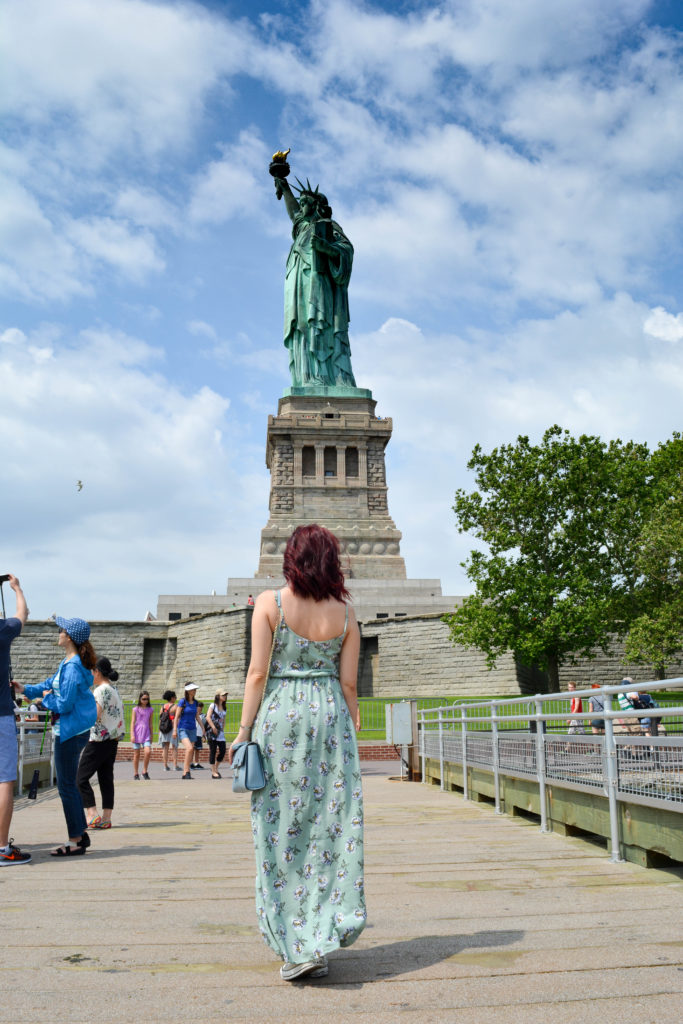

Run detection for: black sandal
[[211, 772, 221, 779], [51, 844, 86, 857]]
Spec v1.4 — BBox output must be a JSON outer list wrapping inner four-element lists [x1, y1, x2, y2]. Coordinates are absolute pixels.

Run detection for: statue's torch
[[269, 149, 291, 199]]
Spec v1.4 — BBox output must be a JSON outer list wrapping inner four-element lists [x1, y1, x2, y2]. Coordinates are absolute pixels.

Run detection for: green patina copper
[[270, 155, 364, 392]]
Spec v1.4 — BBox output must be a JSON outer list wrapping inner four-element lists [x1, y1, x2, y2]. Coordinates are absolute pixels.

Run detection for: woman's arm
[[207, 704, 218, 736], [228, 591, 277, 760], [172, 700, 182, 737], [39, 662, 82, 715], [339, 607, 361, 731], [21, 672, 56, 700], [131, 706, 137, 739]]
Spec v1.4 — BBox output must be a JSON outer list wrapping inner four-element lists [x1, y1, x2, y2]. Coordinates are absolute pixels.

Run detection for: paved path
[[3, 763, 683, 1023]]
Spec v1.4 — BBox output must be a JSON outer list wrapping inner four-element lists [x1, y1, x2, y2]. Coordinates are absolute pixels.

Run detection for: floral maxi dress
[[250, 591, 367, 962]]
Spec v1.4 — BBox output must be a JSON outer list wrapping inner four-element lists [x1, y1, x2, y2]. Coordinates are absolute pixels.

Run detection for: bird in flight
[[76, 480, 83, 491]]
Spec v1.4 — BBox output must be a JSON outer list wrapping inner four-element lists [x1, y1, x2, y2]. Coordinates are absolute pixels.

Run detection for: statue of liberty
[[270, 153, 357, 389]]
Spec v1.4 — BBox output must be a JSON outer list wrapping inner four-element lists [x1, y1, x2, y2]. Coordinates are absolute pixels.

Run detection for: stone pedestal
[[256, 391, 407, 579]]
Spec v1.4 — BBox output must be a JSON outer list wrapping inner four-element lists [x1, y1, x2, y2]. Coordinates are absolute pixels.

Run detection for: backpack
[[159, 703, 173, 733]]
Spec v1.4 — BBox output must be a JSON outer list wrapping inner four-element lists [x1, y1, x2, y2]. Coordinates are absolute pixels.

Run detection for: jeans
[[77, 739, 118, 810], [54, 731, 89, 838]]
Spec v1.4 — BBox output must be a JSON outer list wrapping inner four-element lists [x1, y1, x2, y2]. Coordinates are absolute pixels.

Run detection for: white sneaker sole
[[280, 958, 328, 981]]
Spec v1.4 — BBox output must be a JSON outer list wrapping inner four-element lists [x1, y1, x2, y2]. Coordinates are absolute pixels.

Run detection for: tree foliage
[[445, 425, 660, 691], [624, 435, 683, 676]]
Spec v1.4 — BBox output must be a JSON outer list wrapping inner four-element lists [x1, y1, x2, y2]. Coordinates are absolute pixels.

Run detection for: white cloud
[[188, 131, 270, 225], [0, 0, 249, 160], [187, 320, 218, 340], [644, 306, 683, 343], [66, 217, 164, 280], [0, 177, 86, 302], [0, 327, 26, 346], [0, 323, 271, 618], [2, 0, 683, 616], [353, 296, 683, 594], [113, 188, 178, 230]]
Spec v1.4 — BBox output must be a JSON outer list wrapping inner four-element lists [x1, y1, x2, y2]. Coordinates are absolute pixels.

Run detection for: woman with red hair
[[229, 524, 366, 982]]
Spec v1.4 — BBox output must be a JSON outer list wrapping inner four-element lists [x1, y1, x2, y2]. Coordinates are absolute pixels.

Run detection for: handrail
[[417, 676, 683, 865]]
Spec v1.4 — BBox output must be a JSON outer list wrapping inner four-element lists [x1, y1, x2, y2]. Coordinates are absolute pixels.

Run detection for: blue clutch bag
[[232, 741, 266, 793]]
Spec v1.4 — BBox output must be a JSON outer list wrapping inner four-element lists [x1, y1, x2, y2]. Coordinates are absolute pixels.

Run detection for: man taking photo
[[0, 574, 31, 865]]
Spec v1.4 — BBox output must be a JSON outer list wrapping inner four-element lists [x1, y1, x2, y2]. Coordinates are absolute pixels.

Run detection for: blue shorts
[[132, 741, 151, 749], [178, 728, 197, 744], [0, 715, 18, 784]]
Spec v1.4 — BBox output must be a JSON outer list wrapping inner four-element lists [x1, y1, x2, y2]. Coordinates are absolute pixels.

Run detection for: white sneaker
[[280, 957, 328, 981], [310, 957, 328, 978]]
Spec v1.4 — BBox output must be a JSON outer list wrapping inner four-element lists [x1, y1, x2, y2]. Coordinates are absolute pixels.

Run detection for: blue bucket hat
[[54, 616, 91, 645]]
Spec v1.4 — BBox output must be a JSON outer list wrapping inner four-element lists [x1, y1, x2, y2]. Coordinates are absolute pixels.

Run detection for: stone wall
[[167, 610, 252, 698], [556, 642, 683, 690], [358, 615, 521, 697], [10, 612, 682, 704], [10, 612, 252, 703], [10, 621, 169, 702]]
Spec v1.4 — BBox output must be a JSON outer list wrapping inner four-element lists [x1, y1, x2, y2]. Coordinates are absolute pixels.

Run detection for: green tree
[[445, 426, 654, 691], [625, 435, 683, 677]]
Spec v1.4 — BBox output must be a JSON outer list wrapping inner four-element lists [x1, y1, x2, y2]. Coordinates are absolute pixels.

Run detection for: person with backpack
[[615, 678, 643, 736], [637, 689, 663, 737], [205, 691, 228, 778], [158, 689, 179, 772], [172, 683, 205, 779]]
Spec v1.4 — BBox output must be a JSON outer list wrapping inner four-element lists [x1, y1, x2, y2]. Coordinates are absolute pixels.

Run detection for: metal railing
[[121, 695, 462, 741], [418, 678, 683, 863], [15, 710, 54, 794]]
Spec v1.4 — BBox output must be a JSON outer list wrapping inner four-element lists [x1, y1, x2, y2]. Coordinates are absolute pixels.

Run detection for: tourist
[[190, 700, 207, 770], [19, 616, 97, 856], [247, 594, 255, 607], [589, 685, 605, 734], [228, 524, 366, 982], [159, 689, 179, 771], [77, 657, 125, 828], [0, 574, 31, 866], [131, 689, 154, 779], [615, 678, 643, 736], [636, 689, 663, 737], [566, 682, 585, 735], [206, 691, 227, 778], [173, 683, 204, 779]]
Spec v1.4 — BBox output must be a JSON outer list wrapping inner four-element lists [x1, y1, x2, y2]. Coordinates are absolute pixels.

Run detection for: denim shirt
[[24, 656, 96, 742]]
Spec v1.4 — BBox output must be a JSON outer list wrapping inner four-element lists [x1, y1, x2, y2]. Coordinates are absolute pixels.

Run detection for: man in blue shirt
[[0, 574, 30, 865]]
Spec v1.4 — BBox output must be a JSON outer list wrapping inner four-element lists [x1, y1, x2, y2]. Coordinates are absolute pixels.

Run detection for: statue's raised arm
[[269, 151, 357, 390]]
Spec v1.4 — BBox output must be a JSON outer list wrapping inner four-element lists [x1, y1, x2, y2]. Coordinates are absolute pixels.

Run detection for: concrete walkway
[[3, 762, 683, 1023]]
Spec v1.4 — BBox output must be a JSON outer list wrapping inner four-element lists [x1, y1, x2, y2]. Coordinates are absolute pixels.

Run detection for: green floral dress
[[250, 591, 366, 963]]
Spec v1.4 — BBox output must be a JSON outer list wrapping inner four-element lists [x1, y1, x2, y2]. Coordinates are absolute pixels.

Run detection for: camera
[[0, 574, 10, 583]]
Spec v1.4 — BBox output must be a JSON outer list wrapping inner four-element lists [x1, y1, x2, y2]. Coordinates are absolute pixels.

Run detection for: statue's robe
[[284, 213, 356, 387]]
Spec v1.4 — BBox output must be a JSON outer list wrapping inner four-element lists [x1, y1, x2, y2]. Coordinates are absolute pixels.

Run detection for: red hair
[[283, 525, 350, 602]]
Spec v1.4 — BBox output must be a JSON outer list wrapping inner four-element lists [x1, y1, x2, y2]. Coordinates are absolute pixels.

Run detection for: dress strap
[[343, 601, 349, 637], [275, 589, 282, 609]]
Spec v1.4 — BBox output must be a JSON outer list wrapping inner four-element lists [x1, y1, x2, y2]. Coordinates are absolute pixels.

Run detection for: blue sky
[[2, 0, 682, 620]]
